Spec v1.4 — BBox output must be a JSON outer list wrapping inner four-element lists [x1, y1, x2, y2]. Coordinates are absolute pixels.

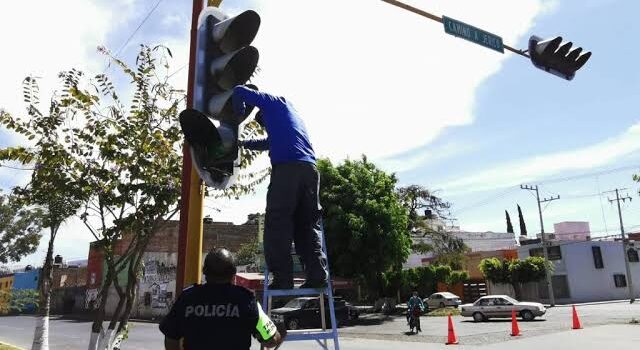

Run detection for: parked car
[[270, 297, 359, 330], [424, 292, 462, 309], [460, 295, 546, 322]]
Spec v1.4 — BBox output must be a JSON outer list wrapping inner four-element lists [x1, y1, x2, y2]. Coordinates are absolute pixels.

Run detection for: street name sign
[[443, 16, 504, 53]]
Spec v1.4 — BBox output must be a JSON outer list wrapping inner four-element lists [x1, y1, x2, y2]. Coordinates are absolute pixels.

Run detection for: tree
[[1, 44, 266, 350], [71, 46, 266, 350], [505, 210, 514, 234], [235, 239, 260, 266], [0, 192, 44, 264], [1, 74, 89, 350], [479, 256, 550, 300], [396, 185, 467, 269], [517, 204, 527, 236], [397, 185, 451, 232], [318, 156, 411, 299]]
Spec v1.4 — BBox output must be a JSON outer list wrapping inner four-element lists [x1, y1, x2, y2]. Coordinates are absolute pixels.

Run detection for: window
[[529, 248, 543, 257], [592, 246, 604, 269], [614, 274, 627, 288], [494, 298, 513, 306], [628, 249, 639, 263], [529, 246, 562, 260], [547, 246, 562, 260], [476, 298, 491, 306]]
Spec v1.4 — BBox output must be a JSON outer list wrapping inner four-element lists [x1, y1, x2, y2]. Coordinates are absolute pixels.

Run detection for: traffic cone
[[511, 309, 521, 336], [572, 305, 582, 330], [446, 313, 459, 345]]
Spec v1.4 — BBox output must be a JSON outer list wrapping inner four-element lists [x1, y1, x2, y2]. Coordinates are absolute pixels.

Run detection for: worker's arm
[[164, 337, 181, 350], [232, 85, 278, 116], [251, 301, 285, 348], [240, 138, 269, 151]]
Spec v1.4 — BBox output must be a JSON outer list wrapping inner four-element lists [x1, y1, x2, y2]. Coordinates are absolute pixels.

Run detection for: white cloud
[[0, 1, 132, 118], [440, 122, 640, 194], [247, 0, 554, 161]]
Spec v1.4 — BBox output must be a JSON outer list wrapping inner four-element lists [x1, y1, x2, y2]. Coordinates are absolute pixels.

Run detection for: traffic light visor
[[212, 10, 261, 54]]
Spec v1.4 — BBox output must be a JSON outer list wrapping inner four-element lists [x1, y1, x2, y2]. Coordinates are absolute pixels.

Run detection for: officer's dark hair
[[203, 248, 237, 283]]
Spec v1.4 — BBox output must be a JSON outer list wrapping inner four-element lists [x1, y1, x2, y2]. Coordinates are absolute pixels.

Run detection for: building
[[465, 249, 518, 280], [13, 268, 39, 291], [518, 240, 640, 303], [0, 273, 14, 314], [404, 230, 518, 269], [89, 218, 259, 319], [553, 221, 591, 241]]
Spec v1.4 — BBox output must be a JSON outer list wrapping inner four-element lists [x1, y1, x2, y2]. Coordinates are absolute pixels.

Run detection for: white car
[[424, 292, 462, 309], [460, 295, 546, 322]]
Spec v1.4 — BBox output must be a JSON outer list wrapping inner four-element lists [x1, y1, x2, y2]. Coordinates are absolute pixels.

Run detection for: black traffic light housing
[[180, 7, 261, 189], [529, 35, 592, 81]]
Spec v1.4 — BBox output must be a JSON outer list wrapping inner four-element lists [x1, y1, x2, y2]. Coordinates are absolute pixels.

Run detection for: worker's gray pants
[[264, 161, 328, 283]]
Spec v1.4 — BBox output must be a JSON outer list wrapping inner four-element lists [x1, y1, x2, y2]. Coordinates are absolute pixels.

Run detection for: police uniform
[[159, 282, 277, 350]]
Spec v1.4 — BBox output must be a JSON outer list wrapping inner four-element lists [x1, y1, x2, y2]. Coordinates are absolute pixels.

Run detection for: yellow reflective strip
[[256, 302, 277, 340]]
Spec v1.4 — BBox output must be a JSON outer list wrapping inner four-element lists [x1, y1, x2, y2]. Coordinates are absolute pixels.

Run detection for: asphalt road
[[341, 300, 640, 344], [0, 301, 638, 349]]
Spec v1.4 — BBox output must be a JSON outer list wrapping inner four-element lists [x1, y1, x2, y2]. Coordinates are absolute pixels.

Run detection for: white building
[[518, 240, 640, 303], [553, 221, 591, 241], [403, 230, 517, 269]]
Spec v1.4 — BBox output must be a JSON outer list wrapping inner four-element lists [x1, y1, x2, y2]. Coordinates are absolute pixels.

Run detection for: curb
[[549, 299, 634, 308]]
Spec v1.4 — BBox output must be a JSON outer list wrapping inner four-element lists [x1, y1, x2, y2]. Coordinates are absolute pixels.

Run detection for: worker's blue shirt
[[232, 86, 316, 165]]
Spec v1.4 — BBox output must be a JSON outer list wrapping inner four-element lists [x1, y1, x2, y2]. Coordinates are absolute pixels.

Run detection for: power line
[[106, 0, 165, 69]]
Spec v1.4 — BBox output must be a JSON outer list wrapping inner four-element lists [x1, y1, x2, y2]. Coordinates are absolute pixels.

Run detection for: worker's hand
[[261, 324, 287, 348]]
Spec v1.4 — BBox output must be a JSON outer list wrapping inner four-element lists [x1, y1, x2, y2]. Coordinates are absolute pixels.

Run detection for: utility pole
[[521, 184, 559, 306], [608, 188, 635, 303]]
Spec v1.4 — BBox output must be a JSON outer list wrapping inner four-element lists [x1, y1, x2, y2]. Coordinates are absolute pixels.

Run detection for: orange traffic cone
[[511, 309, 521, 336], [572, 305, 582, 329], [446, 313, 459, 345]]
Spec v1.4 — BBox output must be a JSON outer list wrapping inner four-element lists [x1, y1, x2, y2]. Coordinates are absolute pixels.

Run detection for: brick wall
[[124, 220, 258, 254]]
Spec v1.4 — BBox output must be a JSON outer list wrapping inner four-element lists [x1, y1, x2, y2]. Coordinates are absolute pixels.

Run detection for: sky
[[0, 0, 639, 267]]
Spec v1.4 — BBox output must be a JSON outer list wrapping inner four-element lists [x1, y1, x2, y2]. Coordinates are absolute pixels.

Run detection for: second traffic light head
[[179, 109, 238, 189], [529, 35, 592, 80]]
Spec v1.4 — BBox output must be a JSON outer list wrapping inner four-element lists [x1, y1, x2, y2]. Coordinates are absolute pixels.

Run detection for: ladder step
[[285, 329, 336, 341], [265, 287, 329, 297]]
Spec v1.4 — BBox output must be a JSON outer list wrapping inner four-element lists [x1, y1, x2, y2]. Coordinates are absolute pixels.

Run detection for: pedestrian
[[233, 85, 328, 290], [407, 291, 425, 333], [159, 248, 284, 350]]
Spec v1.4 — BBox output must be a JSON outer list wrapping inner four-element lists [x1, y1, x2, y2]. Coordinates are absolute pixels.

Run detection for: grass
[[425, 307, 461, 317], [0, 343, 23, 350]]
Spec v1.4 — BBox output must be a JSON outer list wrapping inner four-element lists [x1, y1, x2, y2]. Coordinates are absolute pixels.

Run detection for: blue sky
[[0, 0, 639, 266]]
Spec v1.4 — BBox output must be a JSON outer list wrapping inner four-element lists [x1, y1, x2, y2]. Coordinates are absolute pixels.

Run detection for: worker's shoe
[[299, 279, 328, 289], [268, 279, 293, 290]]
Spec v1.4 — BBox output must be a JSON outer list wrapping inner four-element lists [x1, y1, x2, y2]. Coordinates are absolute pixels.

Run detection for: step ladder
[[261, 225, 340, 350]]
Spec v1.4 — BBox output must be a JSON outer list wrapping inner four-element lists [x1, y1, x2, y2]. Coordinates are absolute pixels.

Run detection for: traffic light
[[528, 35, 592, 81], [180, 7, 261, 189]]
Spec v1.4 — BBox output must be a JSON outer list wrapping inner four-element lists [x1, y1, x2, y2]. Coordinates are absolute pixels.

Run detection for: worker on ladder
[[159, 248, 285, 349], [233, 85, 329, 290]]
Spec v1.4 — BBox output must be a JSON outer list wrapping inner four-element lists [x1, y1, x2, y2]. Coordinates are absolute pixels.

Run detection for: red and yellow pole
[[176, 0, 223, 295]]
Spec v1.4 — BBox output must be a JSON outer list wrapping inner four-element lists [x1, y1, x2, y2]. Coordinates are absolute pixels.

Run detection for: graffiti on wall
[[85, 288, 101, 310], [142, 259, 176, 309]]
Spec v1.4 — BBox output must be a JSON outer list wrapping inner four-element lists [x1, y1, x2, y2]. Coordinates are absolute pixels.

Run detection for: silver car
[[424, 292, 462, 309], [460, 295, 546, 322]]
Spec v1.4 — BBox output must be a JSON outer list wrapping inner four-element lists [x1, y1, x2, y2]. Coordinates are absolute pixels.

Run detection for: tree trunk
[[88, 264, 114, 350], [31, 226, 57, 350], [511, 282, 522, 301]]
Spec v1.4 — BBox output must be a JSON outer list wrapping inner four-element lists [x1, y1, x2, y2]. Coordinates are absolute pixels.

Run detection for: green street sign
[[443, 16, 504, 53]]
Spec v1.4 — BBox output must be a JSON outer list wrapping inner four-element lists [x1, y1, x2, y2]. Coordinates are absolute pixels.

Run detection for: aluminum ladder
[[261, 225, 340, 350]]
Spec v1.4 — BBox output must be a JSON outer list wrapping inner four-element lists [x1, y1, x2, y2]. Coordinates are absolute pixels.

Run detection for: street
[[1, 302, 638, 349]]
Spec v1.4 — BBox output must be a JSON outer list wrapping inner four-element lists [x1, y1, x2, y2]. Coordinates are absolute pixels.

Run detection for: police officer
[[160, 248, 284, 350]]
